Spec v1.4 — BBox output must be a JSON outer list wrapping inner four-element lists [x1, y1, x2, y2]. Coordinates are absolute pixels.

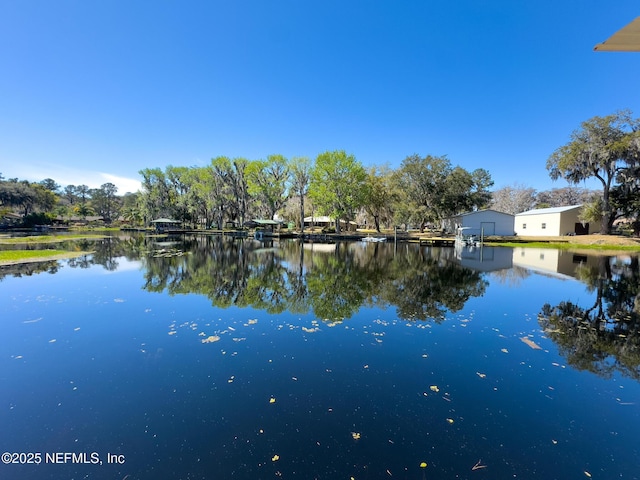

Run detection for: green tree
[[91, 182, 119, 222], [231, 158, 250, 227], [546, 110, 640, 234], [394, 154, 452, 230], [76, 185, 91, 206], [309, 150, 367, 233], [208, 157, 235, 229], [363, 166, 397, 232], [63, 185, 78, 205], [247, 154, 290, 219], [139, 168, 171, 222], [74, 203, 95, 220], [290, 156, 311, 231], [39, 178, 60, 192]]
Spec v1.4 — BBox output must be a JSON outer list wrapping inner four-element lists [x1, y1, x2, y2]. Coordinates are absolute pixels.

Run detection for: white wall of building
[[444, 209, 515, 236], [514, 206, 601, 236]]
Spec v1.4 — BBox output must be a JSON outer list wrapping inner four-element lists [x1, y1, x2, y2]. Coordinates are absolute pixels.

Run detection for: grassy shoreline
[[0, 234, 107, 245], [0, 250, 94, 266]]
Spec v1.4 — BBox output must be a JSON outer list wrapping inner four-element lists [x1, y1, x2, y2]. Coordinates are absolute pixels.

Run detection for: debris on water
[[501, 348, 509, 353], [168, 331, 177, 335], [476, 372, 486, 378], [271, 454, 279, 462], [49, 339, 56, 343], [247, 319, 258, 325], [446, 418, 454, 424], [520, 337, 542, 350], [269, 397, 276, 404], [584, 471, 592, 478], [471, 459, 486, 471], [420, 462, 427, 468], [302, 327, 320, 333], [202, 335, 220, 343], [430, 385, 440, 392], [351, 432, 361, 440]]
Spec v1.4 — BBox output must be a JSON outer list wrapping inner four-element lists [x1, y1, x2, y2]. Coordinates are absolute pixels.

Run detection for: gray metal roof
[[516, 205, 581, 216], [455, 209, 514, 218]]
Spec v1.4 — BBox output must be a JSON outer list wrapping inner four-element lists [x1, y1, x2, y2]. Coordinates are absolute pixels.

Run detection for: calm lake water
[[1, 234, 639, 479]]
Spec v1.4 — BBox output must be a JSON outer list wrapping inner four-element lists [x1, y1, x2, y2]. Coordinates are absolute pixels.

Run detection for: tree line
[[3, 107, 640, 235], [137, 151, 495, 232]]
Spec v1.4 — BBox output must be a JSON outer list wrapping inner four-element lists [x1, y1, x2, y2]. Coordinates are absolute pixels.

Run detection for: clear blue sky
[[1, 1, 639, 194]]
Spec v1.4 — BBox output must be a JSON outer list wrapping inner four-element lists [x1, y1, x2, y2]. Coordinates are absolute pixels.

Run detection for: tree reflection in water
[[139, 236, 488, 322], [539, 256, 640, 380]]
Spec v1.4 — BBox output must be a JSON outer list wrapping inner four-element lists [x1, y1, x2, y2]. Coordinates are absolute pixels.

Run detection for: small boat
[[455, 227, 480, 247], [361, 236, 386, 243]]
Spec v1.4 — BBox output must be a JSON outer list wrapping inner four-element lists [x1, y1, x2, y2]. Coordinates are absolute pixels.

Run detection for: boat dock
[[413, 236, 456, 246]]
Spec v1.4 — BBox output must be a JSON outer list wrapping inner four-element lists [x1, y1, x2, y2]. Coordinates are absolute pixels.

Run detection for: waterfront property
[[514, 205, 601, 236]]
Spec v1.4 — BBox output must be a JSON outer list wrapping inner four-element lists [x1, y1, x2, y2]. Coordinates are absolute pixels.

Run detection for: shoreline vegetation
[[1, 231, 640, 266], [0, 250, 94, 265]]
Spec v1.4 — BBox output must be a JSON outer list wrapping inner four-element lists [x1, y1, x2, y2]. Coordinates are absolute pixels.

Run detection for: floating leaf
[[272, 454, 279, 462], [501, 348, 509, 353], [446, 418, 454, 424], [351, 432, 361, 440], [269, 397, 276, 404], [420, 462, 427, 468], [202, 335, 220, 344], [476, 372, 486, 378], [430, 385, 440, 392], [520, 337, 542, 350]]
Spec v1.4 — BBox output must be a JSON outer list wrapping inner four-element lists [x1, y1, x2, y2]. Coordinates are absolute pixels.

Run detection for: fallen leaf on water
[[584, 471, 592, 478], [351, 432, 361, 440], [476, 372, 486, 378], [520, 337, 542, 350], [168, 331, 177, 336], [201, 335, 220, 343], [446, 418, 454, 424], [471, 460, 486, 471], [420, 462, 427, 468], [272, 455, 279, 462], [430, 385, 440, 392], [501, 348, 509, 353], [269, 397, 276, 404]]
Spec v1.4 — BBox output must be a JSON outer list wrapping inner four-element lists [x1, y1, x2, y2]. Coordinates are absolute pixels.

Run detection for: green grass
[[488, 241, 640, 251], [0, 250, 69, 261], [0, 234, 106, 245]]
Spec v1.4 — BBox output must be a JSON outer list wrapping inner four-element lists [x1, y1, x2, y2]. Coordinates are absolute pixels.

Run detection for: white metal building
[[514, 205, 601, 236], [443, 209, 515, 236]]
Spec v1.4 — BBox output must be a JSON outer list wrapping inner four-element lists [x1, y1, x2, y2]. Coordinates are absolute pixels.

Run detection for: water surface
[[1, 234, 639, 479]]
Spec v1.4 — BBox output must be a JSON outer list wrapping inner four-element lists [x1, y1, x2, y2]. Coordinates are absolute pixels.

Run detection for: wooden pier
[[414, 237, 456, 247]]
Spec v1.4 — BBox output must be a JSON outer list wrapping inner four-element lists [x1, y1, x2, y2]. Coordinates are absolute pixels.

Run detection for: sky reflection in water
[[1, 235, 639, 479]]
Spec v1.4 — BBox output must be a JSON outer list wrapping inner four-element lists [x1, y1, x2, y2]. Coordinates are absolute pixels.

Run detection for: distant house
[[514, 205, 600, 236], [442, 209, 515, 236], [151, 218, 181, 233], [303, 216, 357, 231]]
